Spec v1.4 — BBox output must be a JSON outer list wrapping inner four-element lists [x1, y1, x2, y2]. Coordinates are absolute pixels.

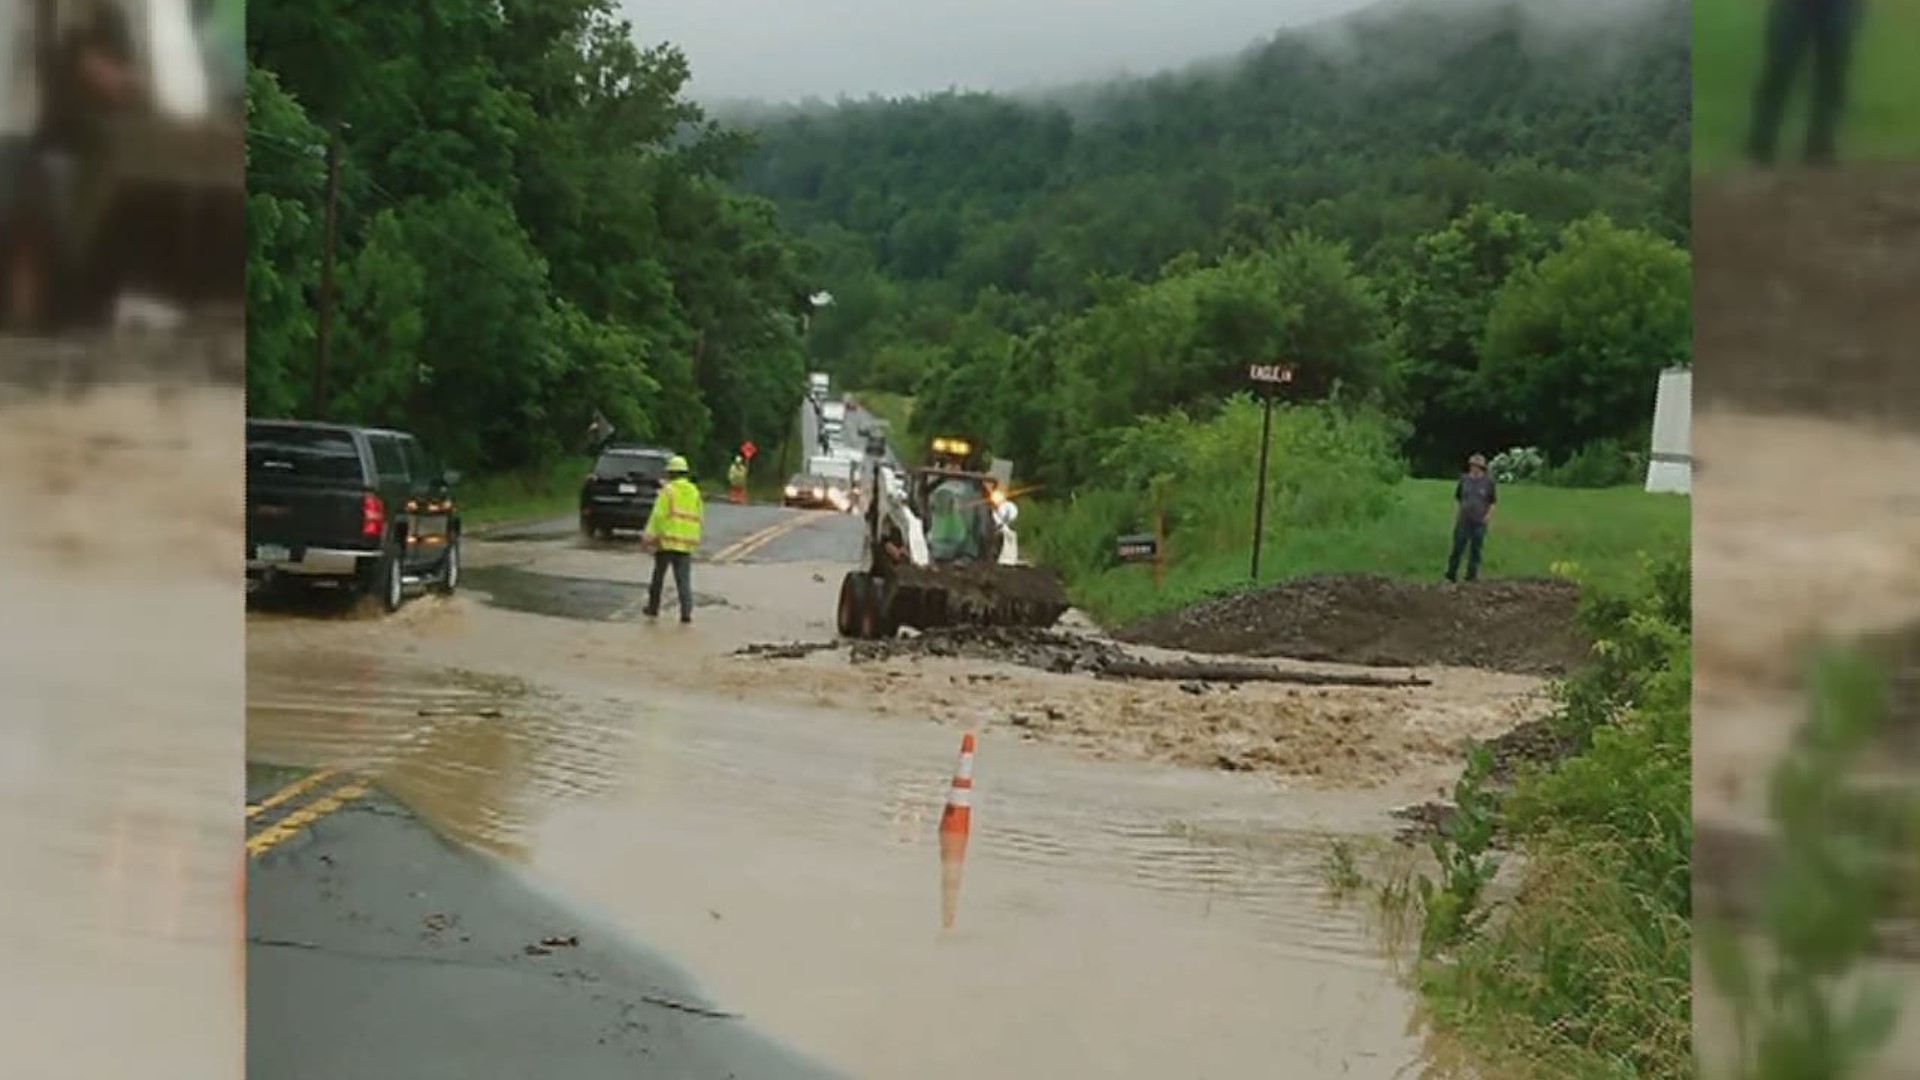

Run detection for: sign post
[[1153, 510, 1166, 589], [1246, 363, 1294, 581]]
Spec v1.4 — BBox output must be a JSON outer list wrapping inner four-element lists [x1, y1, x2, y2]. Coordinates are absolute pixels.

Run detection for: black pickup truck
[[245, 420, 462, 612]]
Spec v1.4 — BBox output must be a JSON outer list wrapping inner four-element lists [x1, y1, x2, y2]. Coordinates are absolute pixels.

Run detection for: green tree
[[1480, 215, 1691, 458], [243, 66, 326, 419], [1390, 203, 1549, 473], [246, 0, 817, 474]]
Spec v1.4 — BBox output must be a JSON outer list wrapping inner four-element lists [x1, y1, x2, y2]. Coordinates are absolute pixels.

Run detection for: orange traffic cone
[[939, 731, 975, 931]]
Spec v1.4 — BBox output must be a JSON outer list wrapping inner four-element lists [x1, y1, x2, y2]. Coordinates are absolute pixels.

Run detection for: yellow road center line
[[246, 780, 371, 858], [707, 516, 796, 563], [245, 767, 341, 820], [612, 511, 826, 621], [716, 512, 818, 565]]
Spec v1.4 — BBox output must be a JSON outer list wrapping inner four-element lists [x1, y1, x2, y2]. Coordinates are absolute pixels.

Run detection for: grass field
[[1695, 0, 1920, 168], [1045, 478, 1690, 627], [459, 459, 586, 529]]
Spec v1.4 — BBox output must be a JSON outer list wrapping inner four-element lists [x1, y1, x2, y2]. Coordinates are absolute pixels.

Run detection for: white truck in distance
[[820, 400, 847, 446], [794, 454, 857, 512]]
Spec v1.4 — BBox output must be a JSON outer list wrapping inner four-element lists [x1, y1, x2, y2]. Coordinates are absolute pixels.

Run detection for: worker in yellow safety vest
[[726, 455, 748, 504], [641, 455, 704, 623]]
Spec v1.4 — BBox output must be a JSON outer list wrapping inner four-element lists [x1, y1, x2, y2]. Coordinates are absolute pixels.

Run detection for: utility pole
[[314, 122, 343, 417], [1246, 363, 1295, 581]]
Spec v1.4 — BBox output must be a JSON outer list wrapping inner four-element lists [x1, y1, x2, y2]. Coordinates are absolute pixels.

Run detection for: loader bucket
[[884, 562, 1071, 633], [66, 116, 245, 323]]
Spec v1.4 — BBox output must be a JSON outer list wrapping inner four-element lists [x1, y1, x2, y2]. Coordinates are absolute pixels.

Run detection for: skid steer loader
[[835, 435, 1071, 640], [1, 0, 243, 335]]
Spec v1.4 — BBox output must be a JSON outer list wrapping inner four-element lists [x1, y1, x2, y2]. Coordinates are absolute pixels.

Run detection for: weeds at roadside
[[1320, 838, 1366, 899], [1700, 647, 1913, 1080], [1321, 547, 1692, 1078]]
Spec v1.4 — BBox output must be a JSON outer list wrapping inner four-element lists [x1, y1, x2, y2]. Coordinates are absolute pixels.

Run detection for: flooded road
[[3, 383, 244, 1080], [244, 501, 1535, 1077]]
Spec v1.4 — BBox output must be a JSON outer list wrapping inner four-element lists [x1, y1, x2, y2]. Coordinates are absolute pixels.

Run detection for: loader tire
[[863, 575, 896, 640], [836, 572, 867, 639]]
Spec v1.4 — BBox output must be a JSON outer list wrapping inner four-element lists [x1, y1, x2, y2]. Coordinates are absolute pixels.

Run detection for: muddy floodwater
[[240, 509, 1546, 1077], [1, 384, 244, 1080]]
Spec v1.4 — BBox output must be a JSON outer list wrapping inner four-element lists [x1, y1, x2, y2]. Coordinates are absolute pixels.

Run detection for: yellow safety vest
[[647, 478, 703, 552], [727, 461, 747, 486]]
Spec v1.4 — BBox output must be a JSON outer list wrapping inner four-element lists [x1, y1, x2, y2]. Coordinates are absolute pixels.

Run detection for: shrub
[[1490, 445, 1546, 484], [1023, 397, 1407, 616], [1408, 544, 1692, 1078], [1541, 437, 1644, 489]]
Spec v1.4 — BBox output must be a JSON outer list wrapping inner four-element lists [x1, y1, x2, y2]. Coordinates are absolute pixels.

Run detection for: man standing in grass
[[1445, 453, 1496, 584], [1748, 0, 1862, 166]]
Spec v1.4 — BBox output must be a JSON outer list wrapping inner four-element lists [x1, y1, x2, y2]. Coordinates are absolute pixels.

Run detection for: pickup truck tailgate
[[245, 425, 372, 552]]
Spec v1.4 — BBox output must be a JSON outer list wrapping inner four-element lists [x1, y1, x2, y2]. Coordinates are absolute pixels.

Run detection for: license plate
[[256, 544, 291, 562], [618, 483, 638, 494]]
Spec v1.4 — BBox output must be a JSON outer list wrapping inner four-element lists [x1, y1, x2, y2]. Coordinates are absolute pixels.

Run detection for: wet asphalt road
[[464, 501, 864, 623], [245, 764, 845, 1080], [246, 422, 870, 1079], [478, 500, 861, 566]]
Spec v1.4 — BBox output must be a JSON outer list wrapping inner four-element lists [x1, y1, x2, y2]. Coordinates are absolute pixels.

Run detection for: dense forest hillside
[[245, 0, 814, 473], [734, 0, 1689, 478]]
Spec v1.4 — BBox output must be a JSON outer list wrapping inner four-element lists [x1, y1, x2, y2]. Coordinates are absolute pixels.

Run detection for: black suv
[[579, 444, 672, 539], [246, 420, 462, 612]]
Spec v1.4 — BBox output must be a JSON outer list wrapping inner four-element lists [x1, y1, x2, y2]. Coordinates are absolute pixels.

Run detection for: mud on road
[[700, 581, 1553, 793], [1115, 573, 1591, 677], [1693, 167, 1920, 431]]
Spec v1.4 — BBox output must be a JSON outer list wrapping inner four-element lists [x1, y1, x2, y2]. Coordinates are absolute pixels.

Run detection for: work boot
[[642, 607, 659, 620]]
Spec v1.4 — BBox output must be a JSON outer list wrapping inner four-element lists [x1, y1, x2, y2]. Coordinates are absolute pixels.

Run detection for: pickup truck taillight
[[361, 493, 386, 538]]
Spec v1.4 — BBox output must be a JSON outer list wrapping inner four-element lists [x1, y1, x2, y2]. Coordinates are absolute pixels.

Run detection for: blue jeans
[[1447, 520, 1487, 582], [646, 550, 694, 620], [1749, 0, 1862, 164]]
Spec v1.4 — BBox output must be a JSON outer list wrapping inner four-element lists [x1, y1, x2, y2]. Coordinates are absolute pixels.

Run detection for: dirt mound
[[1694, 168, 1920, 430], [1116, 573, 1589, 677]]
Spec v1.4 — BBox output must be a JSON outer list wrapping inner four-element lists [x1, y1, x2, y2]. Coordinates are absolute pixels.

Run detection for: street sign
[[1116, 533, 1159, 562], [741, 441, 757, 459], [1248, 362, 1295, 580]]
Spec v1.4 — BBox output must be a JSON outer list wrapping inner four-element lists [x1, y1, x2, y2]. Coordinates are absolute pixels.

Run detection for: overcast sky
[[619, 0, 1380, 104]]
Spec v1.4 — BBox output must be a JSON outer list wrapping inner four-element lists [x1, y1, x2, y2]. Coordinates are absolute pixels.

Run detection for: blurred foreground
[[1, 0, 242, 335], [1693, 171, 1920, 1077], [0, 352, 243, 1079]]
